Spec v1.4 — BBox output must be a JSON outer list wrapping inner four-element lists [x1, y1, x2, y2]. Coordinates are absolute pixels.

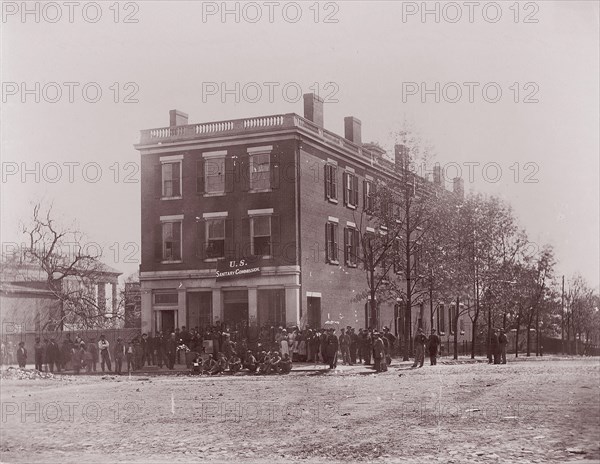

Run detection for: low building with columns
[[136, 94, 468, 341]]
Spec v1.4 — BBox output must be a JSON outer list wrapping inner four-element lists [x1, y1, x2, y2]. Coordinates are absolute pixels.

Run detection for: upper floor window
[[363, 180, 374, 212], [158, 219, 182, 262], [251, 215, 272, 257], [197, 151, 227, 195], [438, 304, 445, 333], [449, 305, 457, 334], [154, 293, 178, 305], [250, 153, 271, 190], [324, 164, 338, 202], [161, 159, 182, 198], [343, 171, 359, 208], [206, 218, 226, 259], [344, 226, 359, 267], [325, 220, 339, 264]]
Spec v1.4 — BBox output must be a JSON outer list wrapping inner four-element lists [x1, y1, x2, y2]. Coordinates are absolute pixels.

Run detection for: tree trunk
[[453, 296, 459, 360], [470, 316, 478, 359], [526, 321, 532, 357]]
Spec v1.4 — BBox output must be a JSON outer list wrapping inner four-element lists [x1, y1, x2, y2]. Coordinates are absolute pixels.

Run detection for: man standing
[[427, 329, 441, 365], [98, 334, 112, 372], [325, 328, 338, 369], [339, 328, 351, 365], [34, 338, 44, 371], [411, 328, 427, 368], [382, 327, 396, 366], [16, 342, 27, 368], [372, 332, 385, 372], [114, 338, 125, 374], [490, 329, 500, 364], [498, 329, 508, 364], [348, 327, 358, 365], [46, 338, 60, 373], [89, 338, 98, 372], [166, 333, 177, 370]]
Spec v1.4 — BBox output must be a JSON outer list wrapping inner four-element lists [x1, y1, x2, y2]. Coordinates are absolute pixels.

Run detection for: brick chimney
[[344, 116, 362, 144], [303, 93, 324, 127], [169, 109, 188, 126], [453, 177, 464, 199], [394, 144, 410, 172], [433, 164, 442, 186]]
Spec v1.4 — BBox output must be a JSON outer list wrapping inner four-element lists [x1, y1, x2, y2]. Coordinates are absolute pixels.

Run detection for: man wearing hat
[[411, 328, 427, 368], [16, 341, 27, 368], [372, 332, 385, 372], [427, 329, 441, 365]]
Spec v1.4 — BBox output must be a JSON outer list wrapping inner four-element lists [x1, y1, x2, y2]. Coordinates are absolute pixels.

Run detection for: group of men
[[191, 349, 292, 376], [490, 329, 509, 364]]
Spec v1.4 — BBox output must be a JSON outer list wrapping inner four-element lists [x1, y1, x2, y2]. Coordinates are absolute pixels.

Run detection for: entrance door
[[307, 296, 321, 328], [223, 290, 248, 338], [160, 310, 175, 334]]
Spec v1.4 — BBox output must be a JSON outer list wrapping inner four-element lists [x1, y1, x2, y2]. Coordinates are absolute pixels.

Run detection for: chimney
[[344, 116, 362, 144], [169, 109, 188, 126], [453, 177, 464, 199], [433, 164, 442, 186], [303, 93, 324, 127], [394, 144, 410, 172]]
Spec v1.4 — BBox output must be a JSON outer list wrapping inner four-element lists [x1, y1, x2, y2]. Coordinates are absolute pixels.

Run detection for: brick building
[[135, 94, 472, 348]]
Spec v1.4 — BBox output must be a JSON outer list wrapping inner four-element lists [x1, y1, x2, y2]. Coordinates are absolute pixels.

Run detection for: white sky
[[1, 1, 598, 288]]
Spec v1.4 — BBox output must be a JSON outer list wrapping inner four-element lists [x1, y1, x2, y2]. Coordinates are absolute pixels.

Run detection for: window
[[162, 222, 182, 261], [449, 305, 456, 334], [205, 157, 225, 194], [325, 222, 339, 263], [324, 164, 337, 201], [162, 162, 181, 197], [363, 180, 374, 212], [250, 152, 271, 190], [251, 215, 272, 257], [344, 227, 359, 267], [459, 318, 465, 333], [154, 293, 178, 305], [343, 172, 359, 208], [438, 304, 445, 333], [205, 218, 225, 258]]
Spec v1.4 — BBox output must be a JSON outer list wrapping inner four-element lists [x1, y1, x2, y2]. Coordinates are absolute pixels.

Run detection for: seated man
[[202, 354, 217, 375], [191, 354, 203, 375], [229, 352, 242, 373], [268, 351, 282, 375], [258, 352, 271, 375], [209, 353, 227, 375], [243, 350, 258, 373], [280, 352, 292, 374]]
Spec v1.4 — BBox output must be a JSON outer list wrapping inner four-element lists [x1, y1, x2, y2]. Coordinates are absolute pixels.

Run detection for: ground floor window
[[257, 289, 285, 327]]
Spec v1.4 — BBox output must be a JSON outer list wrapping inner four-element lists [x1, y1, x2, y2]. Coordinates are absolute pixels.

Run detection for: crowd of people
[[1, 323, 511, 375]]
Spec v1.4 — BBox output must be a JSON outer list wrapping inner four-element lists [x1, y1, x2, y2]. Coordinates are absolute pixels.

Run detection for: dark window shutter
[[343, 227, 348, 264], [270, 214, 280, 259], [155, 164, 163, 199], [154, 223, 163, 262], [363, 180, 367, 209], [324, 165, 330, 199], [196, 160, 205, 194], [353, 229, 359, 264], [353, 175, 359, 206], [241, 216, 251, 258], [240, 156, 250, 192], [270, 152, 280, 190], [331, 166, 337, 199], [343, 172, 348, 205], [325, 223, 330, 263], [196, 220, 205, 258], [332, 223, 338, 261], [225, 218, 234, 259], [225, 157, 234, 193], [173, 222, 182, 260]]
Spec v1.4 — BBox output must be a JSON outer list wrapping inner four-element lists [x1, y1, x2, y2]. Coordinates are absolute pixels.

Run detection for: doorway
[[307, 296, 321, 328]]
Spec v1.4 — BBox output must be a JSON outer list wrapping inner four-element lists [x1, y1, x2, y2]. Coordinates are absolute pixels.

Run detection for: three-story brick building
[[135, 94, 472, 350]]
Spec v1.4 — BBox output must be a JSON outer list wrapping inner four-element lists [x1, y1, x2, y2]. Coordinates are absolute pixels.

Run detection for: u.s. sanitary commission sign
[[216, 259, 260, 280]]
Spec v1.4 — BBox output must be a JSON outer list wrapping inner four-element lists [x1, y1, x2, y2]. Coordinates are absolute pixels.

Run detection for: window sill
[[346, 263, 358, 268], [346, 204, 357, 210], [203, 192, 225, 197], [161, 196, 182, 201], [327, 198, 338, 204], [161, 260, 183, 264], [327, 260, 339, 265], [204, 258, 221, 262], [249, 188, 273, 194]]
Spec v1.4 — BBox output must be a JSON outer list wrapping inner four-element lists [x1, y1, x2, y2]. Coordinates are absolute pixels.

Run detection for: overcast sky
[[1, 1, 598, 288]]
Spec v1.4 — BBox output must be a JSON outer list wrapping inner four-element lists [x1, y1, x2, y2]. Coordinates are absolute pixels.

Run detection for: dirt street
[[1, 358, 599, 463]]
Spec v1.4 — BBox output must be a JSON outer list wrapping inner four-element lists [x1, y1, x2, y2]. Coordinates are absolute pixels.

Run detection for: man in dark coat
[[490, 329, 500, 364], [325, 328, 339, 369], [363, 330, 373, 365], [411, 328, 427, 368], [427, 329, 441, 365], [372, 332, 385, 372], [348, 327, 358, 364], [46, 338, 61, 373], [498, 329, 508, 364], [16, 342, 27, 368], [34, 338, 44, 371], [165, 333, 177, 370], [319, 329, 329, 365]]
